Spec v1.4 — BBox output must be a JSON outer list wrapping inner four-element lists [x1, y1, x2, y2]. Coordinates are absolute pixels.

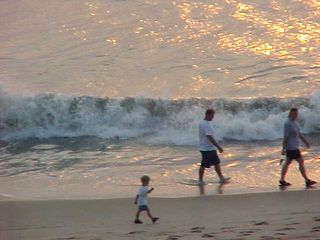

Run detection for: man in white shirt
[[198, 109, 230, 185]]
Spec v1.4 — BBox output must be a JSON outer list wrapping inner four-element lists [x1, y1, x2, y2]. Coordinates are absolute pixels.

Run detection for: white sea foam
[[1, 90, 319, 144]]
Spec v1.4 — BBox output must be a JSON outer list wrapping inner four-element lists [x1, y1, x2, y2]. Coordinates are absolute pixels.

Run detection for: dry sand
[[1, 189, 320, 240]]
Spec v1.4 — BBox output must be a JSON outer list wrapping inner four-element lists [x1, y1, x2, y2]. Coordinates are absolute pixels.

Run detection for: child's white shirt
[[137, 186, 149, 206]]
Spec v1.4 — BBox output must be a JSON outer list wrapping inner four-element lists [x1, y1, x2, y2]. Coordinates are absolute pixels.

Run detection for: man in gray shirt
[[279, 108, 316, 187]]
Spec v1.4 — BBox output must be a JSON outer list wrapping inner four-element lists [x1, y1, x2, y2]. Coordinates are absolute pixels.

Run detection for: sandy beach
[[1, 189, 320, 240], [1, 1, 320, 239]]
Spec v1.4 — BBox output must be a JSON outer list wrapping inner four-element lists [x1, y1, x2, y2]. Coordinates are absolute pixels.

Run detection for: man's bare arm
[[299, 134, 310, 148], [282, 137, 288, 155], [207, 135, 223, 153]]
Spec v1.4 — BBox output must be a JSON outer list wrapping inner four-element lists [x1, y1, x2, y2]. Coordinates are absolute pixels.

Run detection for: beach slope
[[1, 190, 320, 240]]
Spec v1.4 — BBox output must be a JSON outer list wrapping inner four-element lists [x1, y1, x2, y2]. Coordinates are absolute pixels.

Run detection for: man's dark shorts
[[138, 205, 149, 211], [286, 149, 302, 161], [200, 150, 220, 168]]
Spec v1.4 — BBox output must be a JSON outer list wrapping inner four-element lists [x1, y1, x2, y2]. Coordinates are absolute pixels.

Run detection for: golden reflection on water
[[174, 1, 222, 41], [82, 0, 320, 61], [219, 1, 320, 60], [305, 0, 320, 16], [165, 1, 318, 60], [173, 1, 320, 96], [55, 0, 320, 98]]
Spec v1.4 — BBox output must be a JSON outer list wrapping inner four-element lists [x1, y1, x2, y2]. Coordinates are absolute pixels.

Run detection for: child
[[134, 175, 159, 224]]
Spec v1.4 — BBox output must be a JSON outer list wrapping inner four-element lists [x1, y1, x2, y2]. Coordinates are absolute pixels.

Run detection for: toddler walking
[[134, 175, 159, 224]]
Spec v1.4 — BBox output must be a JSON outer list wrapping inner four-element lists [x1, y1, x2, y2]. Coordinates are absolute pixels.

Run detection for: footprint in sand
[[128, 231, 145, 235], [226, 238, 246, 240], [220, 226, 235, 233], [274, 232, 286, 236], [238, 230, 256, 237], [247, 228, 263, 231], [260, 236, 280, 240], [221, 226, 234, 230], [240, 230, 255, 234], [239, 233, 252, 237], [285, 222, 299, 226], [58, 237, 78, 240], [166, 235, 183, 240], [311, 226, 320, 232], [155, 232, 170, 236], [201, 233, 215, 238], [275, 227, 295, 231], [191, 227, 205, 233], [254, 221, 269, 226]]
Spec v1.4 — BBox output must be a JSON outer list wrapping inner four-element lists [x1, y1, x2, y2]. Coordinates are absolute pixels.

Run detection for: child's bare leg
[[147, 209, 159, 223], [146, 210, 154, 220], [134, 210, 143, 223], [135, 210, 141, 220]]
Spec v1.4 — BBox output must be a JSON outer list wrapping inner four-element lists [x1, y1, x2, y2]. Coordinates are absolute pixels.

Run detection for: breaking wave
[[1, 90, 320, 145]]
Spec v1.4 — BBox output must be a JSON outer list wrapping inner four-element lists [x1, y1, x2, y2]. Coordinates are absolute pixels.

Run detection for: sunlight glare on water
[[0, 0, 320, 99]]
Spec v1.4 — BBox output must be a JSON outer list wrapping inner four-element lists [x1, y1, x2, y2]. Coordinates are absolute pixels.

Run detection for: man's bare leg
[[297, 157, 308, 181], [280, 159, 291, 182], [199, 166, 205, 181]]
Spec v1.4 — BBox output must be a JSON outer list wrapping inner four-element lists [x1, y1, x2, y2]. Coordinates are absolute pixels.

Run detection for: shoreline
[[0, 182, 320, 202], [0, 184, 318, 202]]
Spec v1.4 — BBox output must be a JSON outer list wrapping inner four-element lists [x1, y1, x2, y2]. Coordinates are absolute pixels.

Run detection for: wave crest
[[1, 92, 320, 144]]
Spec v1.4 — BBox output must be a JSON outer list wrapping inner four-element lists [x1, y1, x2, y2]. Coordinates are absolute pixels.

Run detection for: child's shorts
[[138, 205, 149, 211]]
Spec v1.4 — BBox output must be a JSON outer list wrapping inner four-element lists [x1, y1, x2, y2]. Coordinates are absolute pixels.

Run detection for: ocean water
[[1, 0, 320, 200]]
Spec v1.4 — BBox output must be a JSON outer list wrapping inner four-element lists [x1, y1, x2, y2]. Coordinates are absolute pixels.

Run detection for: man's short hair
[[288, 108, 298, 118], [205, 109, 215, 116]]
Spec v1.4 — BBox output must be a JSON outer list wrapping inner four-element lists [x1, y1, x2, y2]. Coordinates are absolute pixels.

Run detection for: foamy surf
[[1, 91, 320, 144]]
